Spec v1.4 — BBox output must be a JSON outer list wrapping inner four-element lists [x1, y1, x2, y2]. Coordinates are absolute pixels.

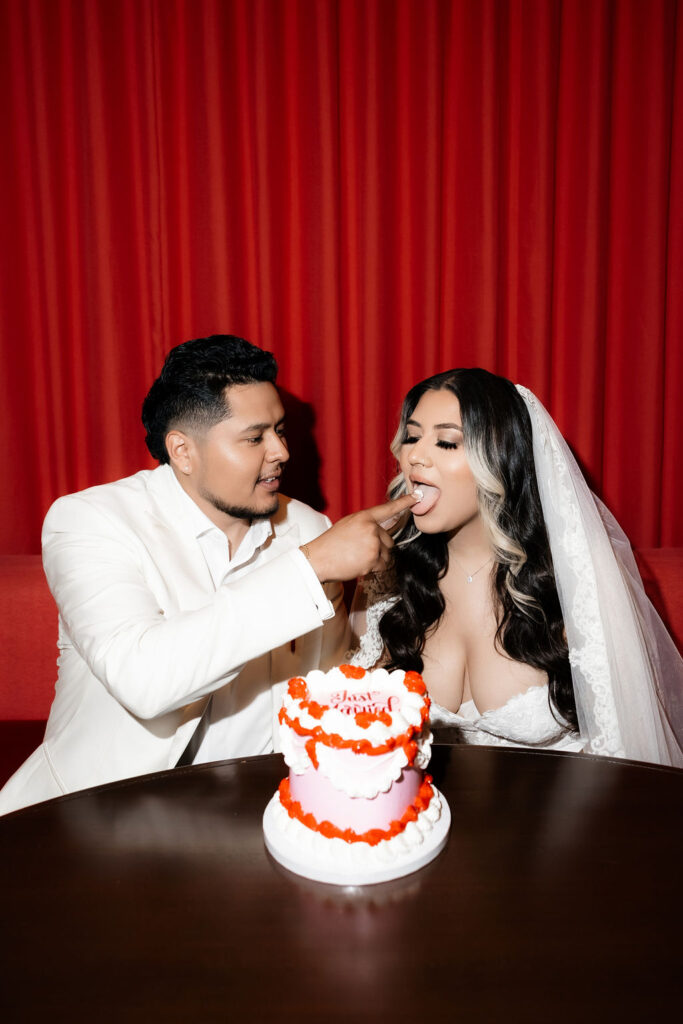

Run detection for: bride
[[349, 368, 683, 767]]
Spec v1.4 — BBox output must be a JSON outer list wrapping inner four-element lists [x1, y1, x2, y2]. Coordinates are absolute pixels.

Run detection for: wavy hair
[[379, 368, 577, 730]]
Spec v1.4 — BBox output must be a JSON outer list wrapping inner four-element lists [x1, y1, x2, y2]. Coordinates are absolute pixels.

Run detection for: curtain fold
[[0, 0, 680, 553]]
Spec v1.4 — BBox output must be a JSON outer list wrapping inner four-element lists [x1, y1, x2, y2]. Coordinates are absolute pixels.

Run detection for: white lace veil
[[517, 385, 683, 767]]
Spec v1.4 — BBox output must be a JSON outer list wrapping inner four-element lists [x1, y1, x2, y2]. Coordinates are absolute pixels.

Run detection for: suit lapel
[[141, 466, 215, 604]]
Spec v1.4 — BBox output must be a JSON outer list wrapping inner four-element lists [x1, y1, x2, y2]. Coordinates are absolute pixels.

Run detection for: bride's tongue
[[411, 483, 440, 515]]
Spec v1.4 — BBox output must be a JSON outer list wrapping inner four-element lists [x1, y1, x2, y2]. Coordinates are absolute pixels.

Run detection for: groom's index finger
[[369, 492, 418, 529]]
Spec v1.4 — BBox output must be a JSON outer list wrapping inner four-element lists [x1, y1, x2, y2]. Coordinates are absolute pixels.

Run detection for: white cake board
[[263, 788, 451, 886]]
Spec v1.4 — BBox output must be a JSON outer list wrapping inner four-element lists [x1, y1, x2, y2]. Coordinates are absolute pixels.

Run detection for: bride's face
[[398, 388, 480, 535]]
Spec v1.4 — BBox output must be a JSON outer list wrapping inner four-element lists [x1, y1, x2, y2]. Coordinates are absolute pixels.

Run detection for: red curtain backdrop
[[0, 0, 681, 554]]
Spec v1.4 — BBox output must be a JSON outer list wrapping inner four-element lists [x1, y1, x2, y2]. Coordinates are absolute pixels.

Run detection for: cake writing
[[330, 690, 399, 716]]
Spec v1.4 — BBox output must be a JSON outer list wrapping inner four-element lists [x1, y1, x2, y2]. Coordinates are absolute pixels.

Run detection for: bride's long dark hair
[[379, 368, 578, 731]]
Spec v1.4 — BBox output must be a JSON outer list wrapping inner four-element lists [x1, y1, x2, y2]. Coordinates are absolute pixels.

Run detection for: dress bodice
[[349, 588, 582, 753], [430, 685, 583, 751]]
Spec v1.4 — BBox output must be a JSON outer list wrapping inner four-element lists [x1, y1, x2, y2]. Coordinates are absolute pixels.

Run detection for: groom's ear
[[166, 430, 194, 474]]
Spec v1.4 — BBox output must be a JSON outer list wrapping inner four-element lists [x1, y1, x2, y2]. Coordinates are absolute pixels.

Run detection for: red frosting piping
[[279, 666, 430, 767], [340, 664, 366, 680], [278, 775, 435, 846]]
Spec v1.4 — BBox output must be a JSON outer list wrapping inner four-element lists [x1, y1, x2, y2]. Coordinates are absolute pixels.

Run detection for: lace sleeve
[[345, 574, 398, 669]]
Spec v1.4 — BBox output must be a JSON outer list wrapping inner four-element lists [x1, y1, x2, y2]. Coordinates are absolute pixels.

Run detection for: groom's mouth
[[257, 472, 282, 493]]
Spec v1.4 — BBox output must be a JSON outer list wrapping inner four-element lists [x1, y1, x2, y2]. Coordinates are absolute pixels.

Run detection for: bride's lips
[[410, 481, 440, 515]]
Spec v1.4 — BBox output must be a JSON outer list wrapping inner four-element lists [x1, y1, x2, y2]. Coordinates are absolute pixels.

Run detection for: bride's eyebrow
[[405, 418, 463, 431]]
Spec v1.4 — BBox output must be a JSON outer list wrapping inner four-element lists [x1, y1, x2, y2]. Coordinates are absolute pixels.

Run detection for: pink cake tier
[[263, 665, 451, 884], [289, 750, 422, 834]]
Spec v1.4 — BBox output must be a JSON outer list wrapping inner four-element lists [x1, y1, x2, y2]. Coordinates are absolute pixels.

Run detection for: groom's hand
[[303, 493, 418, 583]]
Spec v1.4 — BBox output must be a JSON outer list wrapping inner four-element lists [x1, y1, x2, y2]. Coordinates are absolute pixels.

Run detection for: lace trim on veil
[[516, 386, 622, 756]]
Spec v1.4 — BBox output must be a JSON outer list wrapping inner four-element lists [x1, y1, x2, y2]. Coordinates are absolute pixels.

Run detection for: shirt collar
[[168, 467, 273, 558]]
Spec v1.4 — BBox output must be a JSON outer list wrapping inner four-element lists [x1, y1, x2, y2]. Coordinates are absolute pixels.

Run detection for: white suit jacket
[[0, 466, 349, 814]]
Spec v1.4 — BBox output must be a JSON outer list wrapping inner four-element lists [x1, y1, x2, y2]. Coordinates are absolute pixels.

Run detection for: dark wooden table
[[1, 746, 681, 1022]]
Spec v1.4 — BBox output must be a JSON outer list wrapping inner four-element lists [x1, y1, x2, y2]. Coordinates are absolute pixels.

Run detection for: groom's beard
[[199, 487, 279, 521]]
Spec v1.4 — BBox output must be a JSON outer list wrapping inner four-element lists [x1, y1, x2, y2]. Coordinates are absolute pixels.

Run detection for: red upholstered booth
[[0, 551, 681, 789], [0, 556, 58, 788], [633, 549, 683, 655]]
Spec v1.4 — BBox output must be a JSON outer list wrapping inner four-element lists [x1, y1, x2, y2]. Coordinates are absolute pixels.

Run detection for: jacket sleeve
[[42, 495, 335, 720]]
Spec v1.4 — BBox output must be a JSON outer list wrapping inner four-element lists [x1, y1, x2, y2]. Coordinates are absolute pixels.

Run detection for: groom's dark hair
[[142, 334, 278, 464]]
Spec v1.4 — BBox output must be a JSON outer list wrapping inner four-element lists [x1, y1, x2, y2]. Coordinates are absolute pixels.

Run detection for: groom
[[0, 335, 415, 814]]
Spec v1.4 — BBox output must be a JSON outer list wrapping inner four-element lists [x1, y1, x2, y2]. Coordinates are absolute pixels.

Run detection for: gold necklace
[[451, 554, 492, 584]]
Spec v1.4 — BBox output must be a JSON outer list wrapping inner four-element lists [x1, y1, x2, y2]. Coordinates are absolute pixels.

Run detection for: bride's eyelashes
[[401, 434, 460, 451]]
